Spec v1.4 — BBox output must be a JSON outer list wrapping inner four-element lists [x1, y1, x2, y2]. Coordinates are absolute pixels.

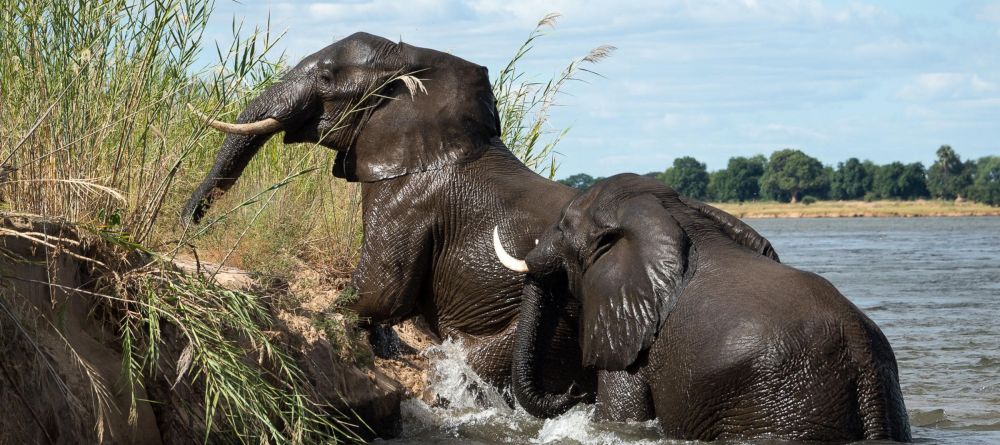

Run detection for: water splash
[[423, 339, 510, 411], [400, 339, 524, 439], [398, 339, 665, 444], [532, 405, 600, 444]]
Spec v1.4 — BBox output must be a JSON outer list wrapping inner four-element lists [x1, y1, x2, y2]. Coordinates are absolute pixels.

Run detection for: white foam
[[400, 339, 516, 437], [423, 339, 511, 412], [532, 405, 598, 444], [399, 339, 665, 444], [531, 405, 666, 445]]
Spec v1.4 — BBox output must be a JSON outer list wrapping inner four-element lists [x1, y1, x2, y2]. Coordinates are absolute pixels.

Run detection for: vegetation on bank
[[1, 1, 603, 442], [712, 199, 1000, 219], [2, 0, 361, 442], [561, 146, 1000, 207]]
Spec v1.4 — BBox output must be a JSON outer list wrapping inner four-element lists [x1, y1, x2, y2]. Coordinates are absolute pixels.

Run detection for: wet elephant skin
[[510, 174, 911, 442], [182, 33, 595, 406]]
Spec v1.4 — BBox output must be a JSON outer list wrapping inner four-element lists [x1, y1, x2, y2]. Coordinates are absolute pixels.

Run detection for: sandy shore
[[710, 200, 1000, 219]]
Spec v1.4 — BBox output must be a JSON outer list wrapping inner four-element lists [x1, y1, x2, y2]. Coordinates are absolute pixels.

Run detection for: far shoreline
[[710, 199, 1000, 219]]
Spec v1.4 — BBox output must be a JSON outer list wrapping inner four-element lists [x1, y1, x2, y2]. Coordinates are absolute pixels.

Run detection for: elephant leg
[[347, 217, 432, 325], [462, 322, 517, 395], [596, 369, 654, 422], [367, 323, 417, 359]]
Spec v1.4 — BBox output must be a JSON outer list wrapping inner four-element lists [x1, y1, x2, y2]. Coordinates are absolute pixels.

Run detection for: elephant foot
[[367, 323, 416, 359]]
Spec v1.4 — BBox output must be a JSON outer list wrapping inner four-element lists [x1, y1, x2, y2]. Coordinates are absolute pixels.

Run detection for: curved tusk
[[493, 226, 529, 273], [187, 104, 283, 135]]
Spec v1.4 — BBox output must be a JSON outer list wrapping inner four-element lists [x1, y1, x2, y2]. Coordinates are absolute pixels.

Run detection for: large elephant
[[494, 174, 911, 442], [183, 33, 592, 398]]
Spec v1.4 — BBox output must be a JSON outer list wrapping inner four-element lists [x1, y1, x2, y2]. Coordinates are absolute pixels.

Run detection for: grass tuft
[[117, 258, 361, 443]]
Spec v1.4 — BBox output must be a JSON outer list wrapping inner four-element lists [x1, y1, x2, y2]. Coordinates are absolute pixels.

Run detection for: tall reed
[[2, 1, 360, 442], [494, 13, 615, 178], [1, 1, 608, 442]]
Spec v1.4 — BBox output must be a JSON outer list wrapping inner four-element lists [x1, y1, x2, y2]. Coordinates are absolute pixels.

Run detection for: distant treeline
[[560, 145, 1000, 206]]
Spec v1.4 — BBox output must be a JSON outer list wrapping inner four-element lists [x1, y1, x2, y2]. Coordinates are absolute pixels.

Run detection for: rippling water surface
[[389, 217, 1000, 444]]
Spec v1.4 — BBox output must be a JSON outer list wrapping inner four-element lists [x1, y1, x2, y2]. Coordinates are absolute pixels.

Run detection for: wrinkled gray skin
[[182, 33, 593, 414], [512, 174, 911, 442]]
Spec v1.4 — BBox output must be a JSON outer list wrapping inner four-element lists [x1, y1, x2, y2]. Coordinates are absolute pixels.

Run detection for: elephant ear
[[579, 194, 688, 371], [336, 44, 501, 182]]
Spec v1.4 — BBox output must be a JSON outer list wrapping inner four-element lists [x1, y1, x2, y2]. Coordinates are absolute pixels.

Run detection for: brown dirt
[[277, 260, 438, 402], [0, 215, 162, 444], [0, 214, 428, 442], [378, 318, 439, 403]]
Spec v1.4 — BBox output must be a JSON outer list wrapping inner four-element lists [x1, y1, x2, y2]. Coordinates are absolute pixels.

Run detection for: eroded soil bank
[[0, 214, 434, 443]]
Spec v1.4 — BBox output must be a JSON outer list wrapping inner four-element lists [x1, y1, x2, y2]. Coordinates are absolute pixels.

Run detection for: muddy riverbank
[[0, 214, 432, 443]]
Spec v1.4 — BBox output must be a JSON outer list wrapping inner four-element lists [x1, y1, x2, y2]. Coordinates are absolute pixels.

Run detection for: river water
[[388, 217, 1000, 444]]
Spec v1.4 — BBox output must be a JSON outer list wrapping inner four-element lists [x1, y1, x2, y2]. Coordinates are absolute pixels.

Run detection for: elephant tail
[[852, 320, 912, 442]]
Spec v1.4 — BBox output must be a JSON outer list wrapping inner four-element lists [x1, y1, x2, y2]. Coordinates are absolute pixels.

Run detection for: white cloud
[[897, 73, 998, 101], [852, 37, 922, 58], [303, 0, 454, 19], [741, 122, 828, 142], [903, 105, 938, 119], [661, 0, 889, 26], [466, 0, 581, 24], [976, 2, 1000, 23], [970, 74, 996, 92], [660, 113, 714, 129]]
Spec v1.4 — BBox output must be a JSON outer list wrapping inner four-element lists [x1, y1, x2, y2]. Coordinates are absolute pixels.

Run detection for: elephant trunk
[[182, 132, 272, 224], [182, 78, 312, 224], [512, 275, 581, 418]]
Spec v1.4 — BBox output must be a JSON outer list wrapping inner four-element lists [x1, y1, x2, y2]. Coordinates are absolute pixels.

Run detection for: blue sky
[[205, 0, 1000, 179]]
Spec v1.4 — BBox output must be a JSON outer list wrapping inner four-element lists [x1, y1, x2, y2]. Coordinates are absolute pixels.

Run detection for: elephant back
[[678, 197, 779, 262]]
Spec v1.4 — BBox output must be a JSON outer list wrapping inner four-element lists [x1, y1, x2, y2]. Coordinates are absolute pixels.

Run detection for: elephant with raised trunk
[[494, 174, 911, 442], [183, 33, 594, 410]]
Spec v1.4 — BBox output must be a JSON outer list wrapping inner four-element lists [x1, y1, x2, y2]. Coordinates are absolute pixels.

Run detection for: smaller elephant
[[493, 174, 911, 442]]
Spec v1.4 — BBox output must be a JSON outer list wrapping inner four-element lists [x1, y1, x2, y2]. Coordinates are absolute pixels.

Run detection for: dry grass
[[2, 1, 604, 442], [1, 1, 362, 442], [712, 199, 1000, 219]]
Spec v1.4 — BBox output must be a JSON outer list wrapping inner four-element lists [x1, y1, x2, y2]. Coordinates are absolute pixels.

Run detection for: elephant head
[[493, 174, 779, 418], [183, 32, 501, 223]]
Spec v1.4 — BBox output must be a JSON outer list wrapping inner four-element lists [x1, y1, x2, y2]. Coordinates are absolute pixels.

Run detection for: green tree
[[872, 162, 929, 199], [759, 149, 827, 203], [927, 145, 973, 199], [899, 162, 930, 199], [558, 173, 596, 190], [816, 165, 834, 199], [709, 155, 767, 202], [830, 158, 874, 200], [708, 170, 727, 202], [660, 156, 709, 199], [970, 156, 1000, 205]]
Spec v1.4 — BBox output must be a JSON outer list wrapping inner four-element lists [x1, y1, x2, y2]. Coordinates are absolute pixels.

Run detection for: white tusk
[[493, 226, 529, 273], [188, 104, 283, 135]]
